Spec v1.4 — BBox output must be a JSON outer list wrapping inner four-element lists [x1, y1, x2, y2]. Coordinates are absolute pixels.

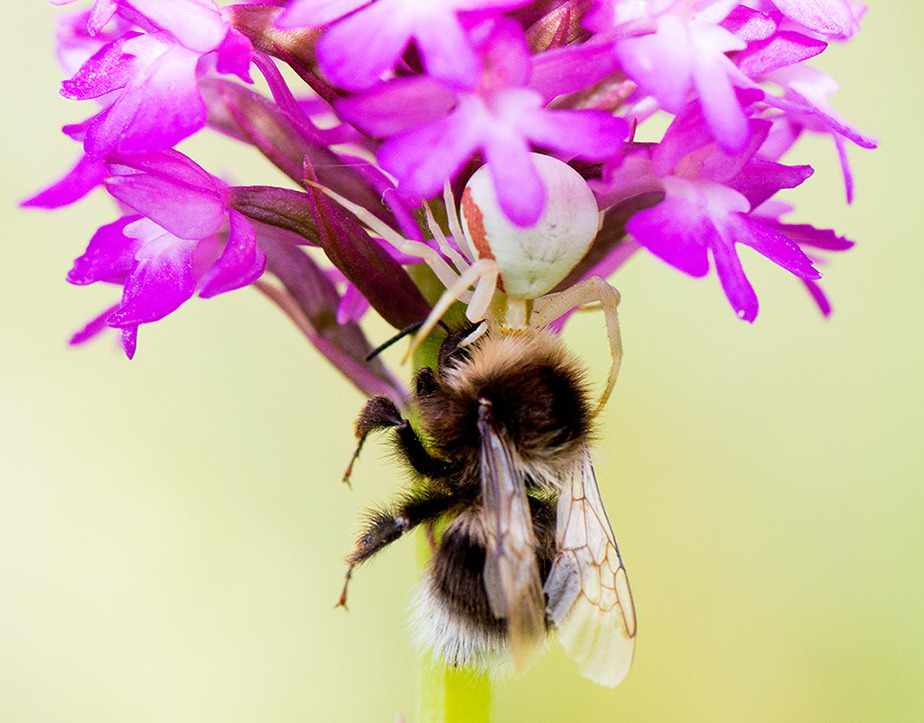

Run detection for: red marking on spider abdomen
[[461, 187, 506, 292], [461, 187, 493, 261]]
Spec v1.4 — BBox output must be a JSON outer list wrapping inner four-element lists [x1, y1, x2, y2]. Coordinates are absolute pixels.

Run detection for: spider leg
[[531, 276, 623, 413], [312, 182, 467, 296], [403, 257, 499, 364], [444, 181, 477, 265], [465, 262, 500, 323], [422, 195, 470, 272]]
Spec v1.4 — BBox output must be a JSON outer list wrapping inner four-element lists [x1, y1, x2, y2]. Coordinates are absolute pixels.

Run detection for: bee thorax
[[417, 328, 592, 472]]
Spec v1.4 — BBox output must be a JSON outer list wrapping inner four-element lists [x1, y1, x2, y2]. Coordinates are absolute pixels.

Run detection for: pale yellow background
[[2, 3, 921, 721]]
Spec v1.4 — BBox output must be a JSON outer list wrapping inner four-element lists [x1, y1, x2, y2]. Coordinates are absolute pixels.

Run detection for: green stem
[[416, 530, 493, 723], [418, 655, 492, 723], [412, 331, 493, 722]]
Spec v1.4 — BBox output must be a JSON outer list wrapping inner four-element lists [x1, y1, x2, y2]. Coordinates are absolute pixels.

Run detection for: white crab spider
[[324, 153, 624, 411]]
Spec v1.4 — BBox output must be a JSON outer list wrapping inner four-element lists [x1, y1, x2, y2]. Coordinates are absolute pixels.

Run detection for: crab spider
[[324, 153, 624, 412]]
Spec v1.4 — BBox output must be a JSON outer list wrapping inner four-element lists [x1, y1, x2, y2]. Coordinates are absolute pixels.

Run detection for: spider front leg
[[313, 182, 468, 297], [403, 257, 499, 363], [531, 276, 623, 413]]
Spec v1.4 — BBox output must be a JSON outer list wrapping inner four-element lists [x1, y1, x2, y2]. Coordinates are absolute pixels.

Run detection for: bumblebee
[[340, 325, 635, 687]]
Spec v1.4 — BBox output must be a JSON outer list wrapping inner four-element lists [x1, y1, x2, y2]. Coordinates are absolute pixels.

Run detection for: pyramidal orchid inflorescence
[[26, 0, 873, 395]]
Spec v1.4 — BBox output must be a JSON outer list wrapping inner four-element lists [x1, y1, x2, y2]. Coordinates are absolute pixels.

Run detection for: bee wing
[[477, 401, 546, 673], [544, 451, 636, 687]]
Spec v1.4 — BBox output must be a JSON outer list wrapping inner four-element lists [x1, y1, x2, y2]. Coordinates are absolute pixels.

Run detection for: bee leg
[[337, 507, 409, 609], [336, 567, 353, 609], [338, 490, 455, 608], [343, 395, 405, 485], [344, 395, 450, 485]]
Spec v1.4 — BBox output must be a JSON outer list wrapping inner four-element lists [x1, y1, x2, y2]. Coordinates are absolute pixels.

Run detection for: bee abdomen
[[410, 502, 559, 671], [411, 512, 507, 669]]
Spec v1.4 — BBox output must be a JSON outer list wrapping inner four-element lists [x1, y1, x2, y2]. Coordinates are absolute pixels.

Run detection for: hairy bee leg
[[344, 395, 448, 484], [344, 396, 401, 485], [348, 491, 460, 567], [337, 509, 411, 609], [337, 511, 410, 609], [338, 491, 456, 608]]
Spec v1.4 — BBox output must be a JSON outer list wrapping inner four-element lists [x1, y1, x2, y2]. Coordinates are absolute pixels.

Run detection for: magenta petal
[[378, 109, 483, 198], [335, 76, 456, 136], [530, 42, 620, 102], [736, 31, 827, 78], [127, 0, 228, 53], [85, 99, 139, 159], [771, 0, 859, 38], [88, 0, 118, 35], [696, 119, 772, 183], [69, 304, 120, 347], [802, 278, 832, 317], [21, 155, 107, 209], [214, 28, 253, 82], [832, 133, 855, 204], [414, 11, 481, 88], [60, 34, 136, 100], [482, 136, 544, 227], [730, 215, 820, 280], [198, 211, 267, 298], [711, 236, 758, 321], [771, 67, 877, 150], [722, 5, 778, 42], [469, 14, 531, 88], [693, 56, 749, 152], [337, 283, 371, 324], [317, 2, 412, 90], [120, 325, 139, 359], [104, 175, 225, 238], [519, 109, 628, 159], [115, 41, 206, 153], [453, 0, 532, 10], [727, 160, 813, 208], [276, 0, 369, 28], [110, 149, 222, 192], [105, 153, 226, 240], [617, 28, 692, 113], [651, 110, 716, 178], [82, 34, 206, 158], [61, 115, 94, 143], [68, 216, 142, 285], [765, 222, 853, 251], [626, 197, 711, 277], [108, 222, 197, 326]]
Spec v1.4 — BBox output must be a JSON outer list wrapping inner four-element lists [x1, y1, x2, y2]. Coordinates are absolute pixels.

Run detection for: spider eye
[[460, 154, 600, 300]]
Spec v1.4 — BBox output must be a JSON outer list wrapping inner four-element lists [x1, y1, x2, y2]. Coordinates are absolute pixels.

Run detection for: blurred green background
[[3, 3, 922, 721]]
